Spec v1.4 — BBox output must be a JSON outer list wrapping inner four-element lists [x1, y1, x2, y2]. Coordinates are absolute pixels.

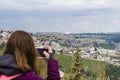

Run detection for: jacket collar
[[0, 54, 22, 76]]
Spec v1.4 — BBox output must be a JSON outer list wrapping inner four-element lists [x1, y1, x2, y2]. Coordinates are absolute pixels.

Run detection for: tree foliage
[[106, 64, 120, 80]]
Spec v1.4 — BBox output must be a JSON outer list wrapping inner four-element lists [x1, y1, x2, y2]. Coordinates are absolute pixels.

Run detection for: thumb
[[43, 51, 50, 60]]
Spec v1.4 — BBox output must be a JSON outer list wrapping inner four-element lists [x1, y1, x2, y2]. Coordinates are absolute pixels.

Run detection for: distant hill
[[109, 37, 120, 43]]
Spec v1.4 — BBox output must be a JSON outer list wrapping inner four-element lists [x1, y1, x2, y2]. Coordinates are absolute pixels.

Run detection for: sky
[[0, 0, 120, 33]]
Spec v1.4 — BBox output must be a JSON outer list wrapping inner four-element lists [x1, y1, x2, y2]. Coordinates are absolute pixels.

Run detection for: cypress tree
[[71, 48, 84, 80]]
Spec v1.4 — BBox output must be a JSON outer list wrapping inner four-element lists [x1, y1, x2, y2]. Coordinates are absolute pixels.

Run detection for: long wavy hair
[[3, 30, 40, 75]]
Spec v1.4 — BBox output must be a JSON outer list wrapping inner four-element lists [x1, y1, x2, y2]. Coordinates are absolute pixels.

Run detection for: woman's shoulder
[[14, 71, 43, 80]]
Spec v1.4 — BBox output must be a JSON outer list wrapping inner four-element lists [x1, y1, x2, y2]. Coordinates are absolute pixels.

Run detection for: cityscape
[[0, 30, 120, 66]]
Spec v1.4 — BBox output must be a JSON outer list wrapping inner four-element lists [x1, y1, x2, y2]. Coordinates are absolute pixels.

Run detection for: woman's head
[[3, 30, 40, 74]]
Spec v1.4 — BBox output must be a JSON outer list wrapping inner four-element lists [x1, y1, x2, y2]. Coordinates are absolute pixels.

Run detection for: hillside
[[55, 54, 106, 76], [0, 50, 119, 79]]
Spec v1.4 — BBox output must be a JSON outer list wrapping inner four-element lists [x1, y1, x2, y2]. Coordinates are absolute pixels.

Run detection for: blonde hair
[[3, 30, 40, 75]]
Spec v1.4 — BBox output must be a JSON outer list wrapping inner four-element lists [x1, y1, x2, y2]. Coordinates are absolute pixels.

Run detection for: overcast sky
[[0, 0, 120, 33]]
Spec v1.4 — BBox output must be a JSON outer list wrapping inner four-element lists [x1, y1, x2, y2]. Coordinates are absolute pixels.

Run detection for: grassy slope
[[55, 54, 106, 76], [0, 50, 3, 54], [55, 54, 73, 73], [82, 59, 106, 76]]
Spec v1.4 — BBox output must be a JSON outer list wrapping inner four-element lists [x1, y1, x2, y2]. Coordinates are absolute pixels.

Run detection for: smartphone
[[37, 48, 48, 57]]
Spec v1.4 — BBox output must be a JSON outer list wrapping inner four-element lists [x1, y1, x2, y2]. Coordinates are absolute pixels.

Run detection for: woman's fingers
[[44, 46, 52, 53], [43, 51, 50, 60]]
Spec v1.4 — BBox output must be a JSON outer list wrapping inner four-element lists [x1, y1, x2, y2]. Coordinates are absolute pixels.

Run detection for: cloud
[[0, 0, 120, 33], [113, 20, 120, 24], [0, 0, 118, 11], [48, 0, 107, 10]]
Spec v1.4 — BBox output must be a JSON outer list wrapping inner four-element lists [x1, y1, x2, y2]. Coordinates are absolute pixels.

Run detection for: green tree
[[106, 64, 120, 80], [71, 48, 84, 80], [72, 48, 81, 73]]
